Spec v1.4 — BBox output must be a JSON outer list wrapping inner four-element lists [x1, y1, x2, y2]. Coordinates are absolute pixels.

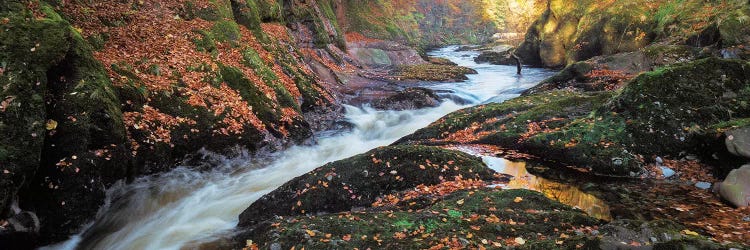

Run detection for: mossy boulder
[[394, 64, 477, 82], [1, 4, 129, 243], [372, 87, 441, 111], [608, 58, 750, 158], [237, 145, 496, 228], [240, 189, 601, 249], [397, 91, 641, 176]]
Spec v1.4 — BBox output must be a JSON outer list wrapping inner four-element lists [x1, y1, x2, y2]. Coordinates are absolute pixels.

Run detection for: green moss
[[709, 118, 750, 132], [192, 29, 217, 55], [238, 145, 496, 227], [218, 65, 280, 124], [272, 45, 328, 111], [245, 189, 601, 249], [211, 20, 241, 43], [241, 48, 299, 110], [395, 64, 477, 82], [609, 57, 750, 156], [719, 6, 750, 46], [0, 10, 71, 217]]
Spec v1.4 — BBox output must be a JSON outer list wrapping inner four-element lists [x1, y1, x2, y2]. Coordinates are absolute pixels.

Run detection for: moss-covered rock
[[608, 58, 750, 158], [372, 87, 441, 111], [397, 90, 642, 176], [237, 145, 496, 228], [240, 189, 601, 249], [1, 3, 130, 243], [394, 64, 477, 82]]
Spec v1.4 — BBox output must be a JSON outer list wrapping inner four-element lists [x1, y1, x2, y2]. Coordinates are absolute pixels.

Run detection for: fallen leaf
[[514, 197, 523, 203], [681, 229, 699, 236], [456, 199, 464, 205], [46, 119, 58, 130], [515, 237, 526, 245], [306, 229, 316, 237]]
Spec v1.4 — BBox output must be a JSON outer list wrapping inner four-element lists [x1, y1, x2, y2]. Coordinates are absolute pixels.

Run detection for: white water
[[46, 46, 555, 250]]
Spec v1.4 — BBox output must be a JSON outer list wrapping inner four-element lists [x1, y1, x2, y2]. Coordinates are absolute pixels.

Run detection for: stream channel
[[48, 46, 610, 250]]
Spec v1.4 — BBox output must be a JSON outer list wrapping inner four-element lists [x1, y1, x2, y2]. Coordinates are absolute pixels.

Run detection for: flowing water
[[47, 46, 605, 250]]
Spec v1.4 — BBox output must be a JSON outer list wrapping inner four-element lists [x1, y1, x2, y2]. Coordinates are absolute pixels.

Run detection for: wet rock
[[474, 50, 518, 66], [725, 127, 750, 159], [718, 164, 750, 207], [372, 87, 441, 111], [237, 145, 496, 228]]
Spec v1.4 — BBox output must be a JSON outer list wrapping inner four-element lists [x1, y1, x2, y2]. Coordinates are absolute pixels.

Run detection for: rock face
[[237, 145, 497, 228], [726, 127, 750, 159], [515, 1, 750, 68], [719, 165, 750, 208], [372, 87, 441, 111], [522, 45, 703, 94]]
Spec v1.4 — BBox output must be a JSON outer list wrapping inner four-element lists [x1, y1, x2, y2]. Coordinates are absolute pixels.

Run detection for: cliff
[[515, 0, 750, 68]]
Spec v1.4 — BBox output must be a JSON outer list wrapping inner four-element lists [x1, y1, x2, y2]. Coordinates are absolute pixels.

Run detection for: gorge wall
[[515, 0, 750, 68]]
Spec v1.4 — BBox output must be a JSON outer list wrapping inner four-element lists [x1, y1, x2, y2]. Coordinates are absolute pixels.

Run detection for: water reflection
[[483, 156, 612, 221]]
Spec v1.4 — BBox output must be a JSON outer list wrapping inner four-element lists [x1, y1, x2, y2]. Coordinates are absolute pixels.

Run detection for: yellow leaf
[[46, 119, 58, 130], [515, 237, 526, 245], [514, 197, 523, 203], [306, 229, 316, 237], [681, 229, 699, 236], [457, 199, 464, 205]]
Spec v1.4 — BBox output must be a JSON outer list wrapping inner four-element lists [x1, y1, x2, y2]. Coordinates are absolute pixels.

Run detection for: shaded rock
[[718, 165, 750, 207], [726, 127, 750, 159], [237, 145, 496, 228], [372, 87, 441, 111], [474, 50, 518, 65], [608, 58, 750, 158]]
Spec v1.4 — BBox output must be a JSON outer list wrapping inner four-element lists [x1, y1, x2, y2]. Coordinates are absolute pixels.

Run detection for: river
[[47, 46, 603, 250]]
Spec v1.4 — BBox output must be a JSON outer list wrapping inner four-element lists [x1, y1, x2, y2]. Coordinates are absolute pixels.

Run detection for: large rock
[[718, 165, 750, 207], [237, 145, 497, 228], [726, 127, 750, 159], [240, 189, 601, 249], [1, 5, 130, 243], [372, 87, 441, 111]]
